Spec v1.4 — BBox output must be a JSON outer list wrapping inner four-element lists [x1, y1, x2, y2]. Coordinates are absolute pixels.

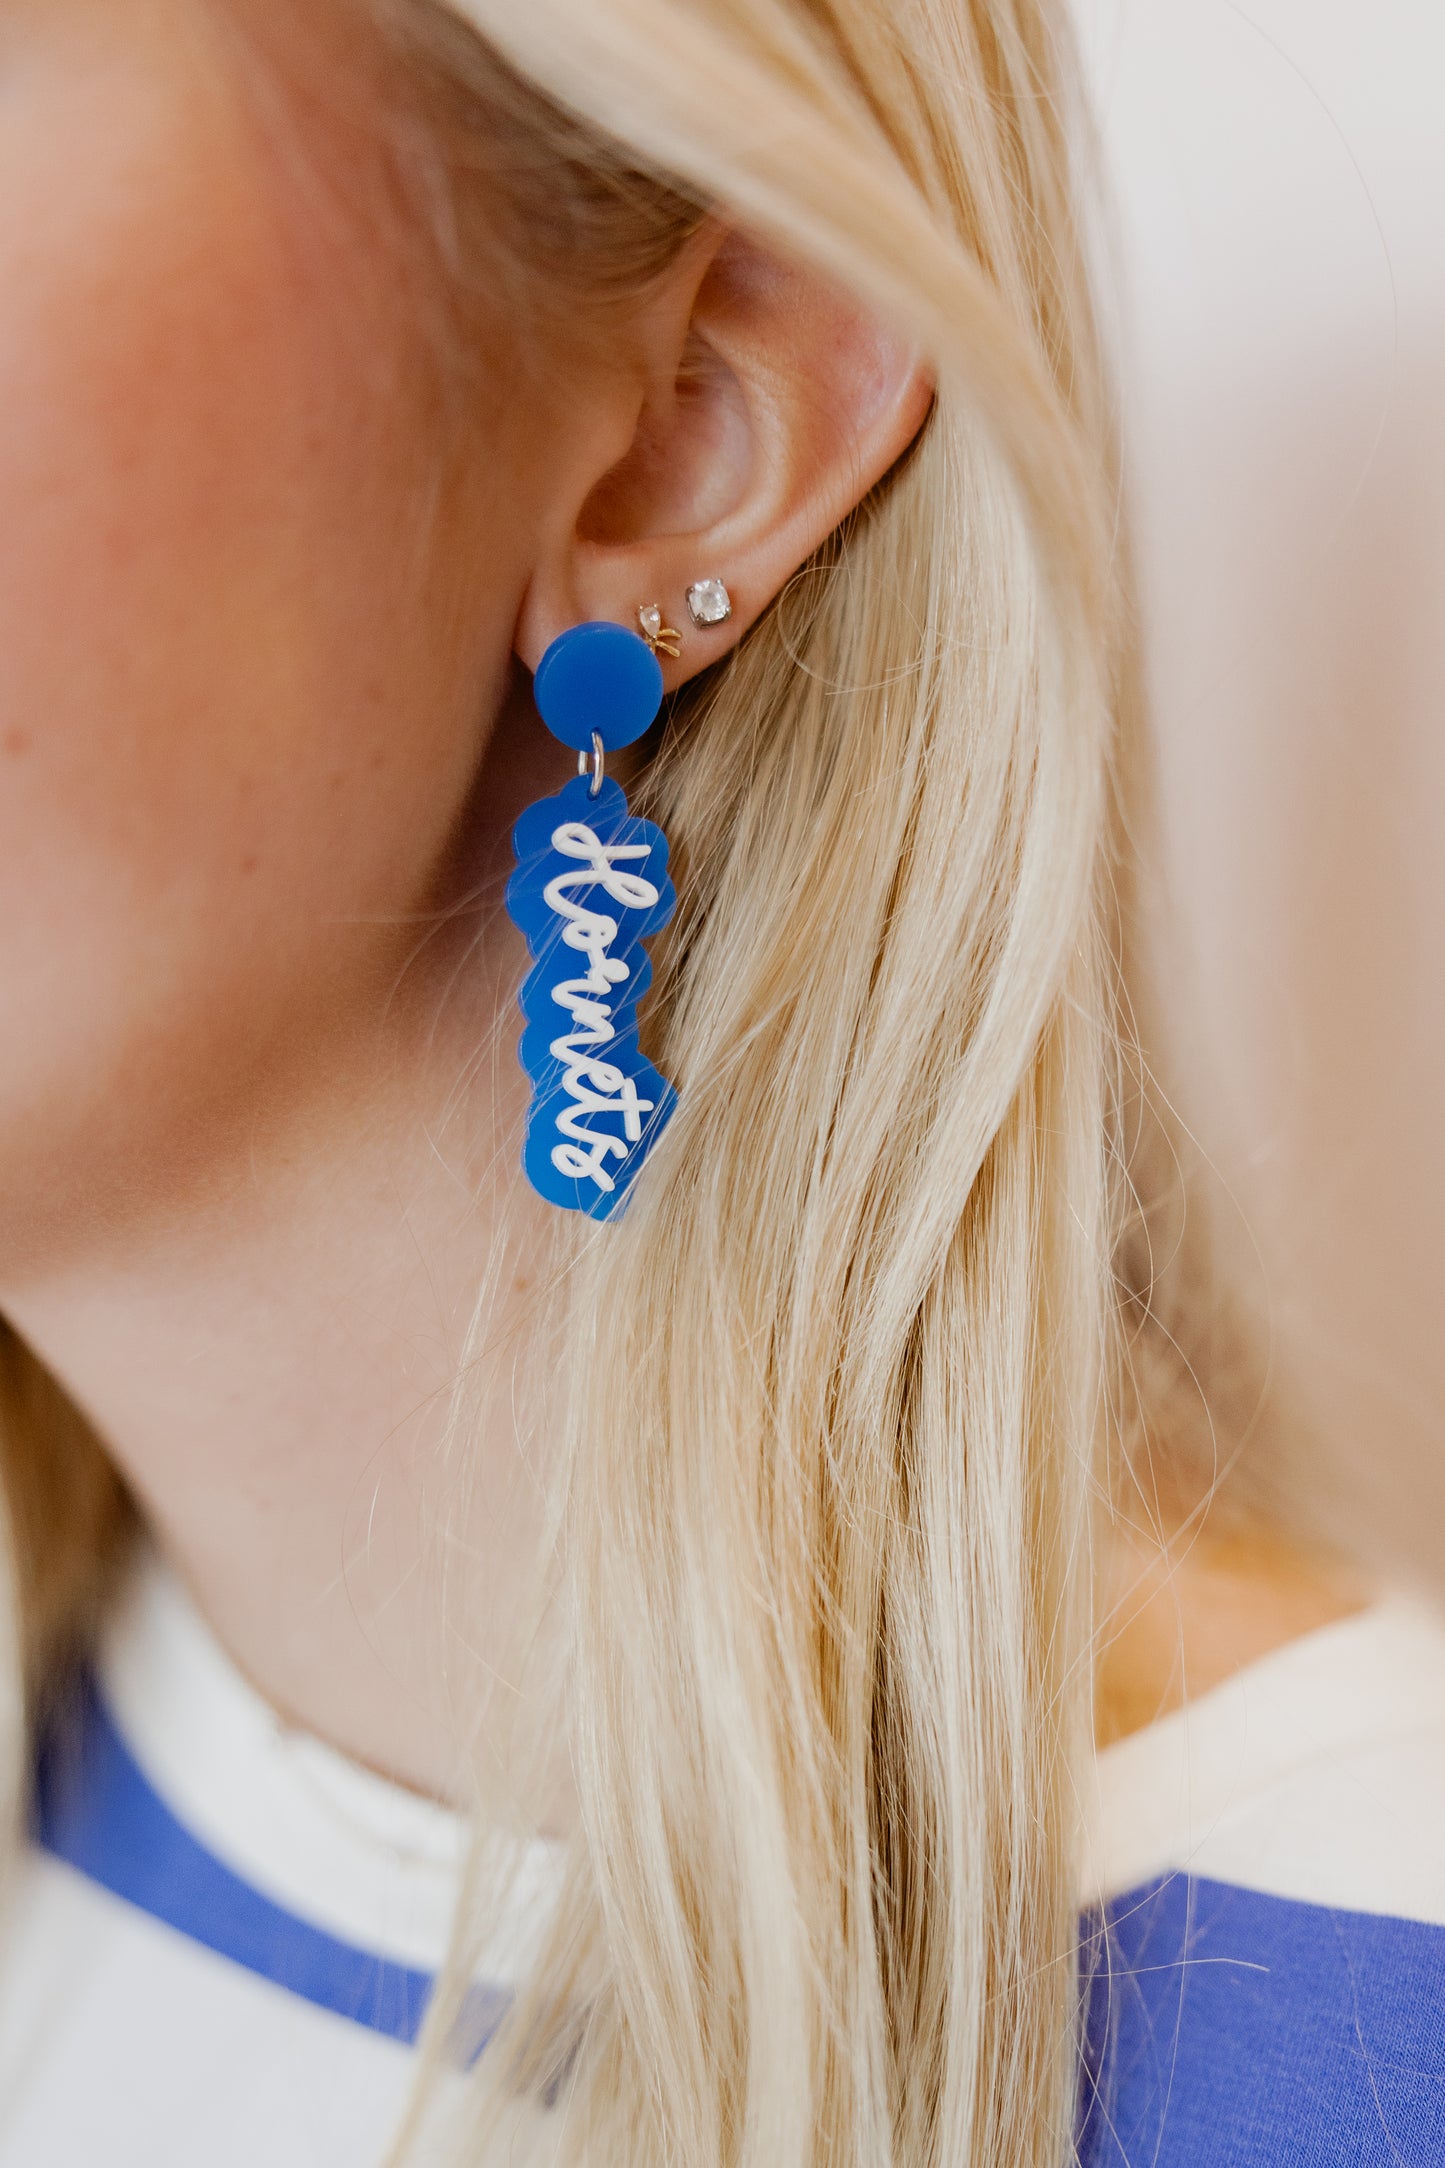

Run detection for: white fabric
[[99, 1558, 558, 1982], [1081, 1590, 1445, 1917], [0, 1857, 426, 2168], [0, 1557, 565, 2167]]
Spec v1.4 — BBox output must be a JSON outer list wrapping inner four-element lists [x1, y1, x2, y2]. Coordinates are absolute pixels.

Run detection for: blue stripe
[[1079, 1871, 1445, 2164], [34, 1678, 507, 2053]]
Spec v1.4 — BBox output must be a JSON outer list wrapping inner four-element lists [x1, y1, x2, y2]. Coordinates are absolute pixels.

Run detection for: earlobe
[[517, 228, 932, 686]]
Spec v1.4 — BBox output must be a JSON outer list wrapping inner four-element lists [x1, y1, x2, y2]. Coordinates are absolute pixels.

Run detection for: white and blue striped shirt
[[1077, 1592, 1445, 2162], [5, 1559, 1445, 2163], [0, 1560, 560, 2165]]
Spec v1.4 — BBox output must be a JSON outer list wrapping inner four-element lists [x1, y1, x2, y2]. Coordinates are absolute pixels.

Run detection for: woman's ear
[[515, 227, 933, 684]]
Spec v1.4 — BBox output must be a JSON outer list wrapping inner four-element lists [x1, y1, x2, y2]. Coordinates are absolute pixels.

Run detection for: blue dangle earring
[[505, 602, 700, 1220]]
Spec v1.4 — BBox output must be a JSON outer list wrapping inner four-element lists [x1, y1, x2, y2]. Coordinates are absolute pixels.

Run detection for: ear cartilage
[[508, 622, 678, 1220], [684, 577, 733, 629], [637, 603, 682, 659]]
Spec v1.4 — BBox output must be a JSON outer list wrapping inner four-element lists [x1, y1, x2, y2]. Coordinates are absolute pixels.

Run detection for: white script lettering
[[540, 822, 661, 1192]]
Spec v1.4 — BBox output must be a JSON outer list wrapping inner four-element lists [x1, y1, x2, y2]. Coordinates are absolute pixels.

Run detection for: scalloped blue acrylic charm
[[506, 768, 678, 1219]]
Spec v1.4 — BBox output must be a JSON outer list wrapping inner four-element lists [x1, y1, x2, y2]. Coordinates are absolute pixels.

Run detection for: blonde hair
[[0, 1, 1259, 2163]]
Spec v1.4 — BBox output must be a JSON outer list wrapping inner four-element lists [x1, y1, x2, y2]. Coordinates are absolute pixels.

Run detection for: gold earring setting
[[637, 603, 682, 659]]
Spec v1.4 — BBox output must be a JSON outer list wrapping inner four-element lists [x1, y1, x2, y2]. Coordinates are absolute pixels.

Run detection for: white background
[[1074, 0, 1445, 1565]]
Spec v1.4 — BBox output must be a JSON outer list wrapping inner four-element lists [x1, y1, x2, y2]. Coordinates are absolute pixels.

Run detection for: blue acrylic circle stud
[[533, 621, 664, 753]]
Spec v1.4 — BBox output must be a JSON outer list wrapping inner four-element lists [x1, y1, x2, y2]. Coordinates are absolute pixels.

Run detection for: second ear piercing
[[637, 604, 682, 659], [637, 582, 735, 655], [685, 577, 733, 628]]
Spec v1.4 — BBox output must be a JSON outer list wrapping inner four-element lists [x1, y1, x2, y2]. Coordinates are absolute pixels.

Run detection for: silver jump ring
[[576, 729, 605, 798]]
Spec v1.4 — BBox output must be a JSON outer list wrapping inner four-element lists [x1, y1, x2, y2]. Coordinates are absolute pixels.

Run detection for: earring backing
[[637, 603, 682, 659]]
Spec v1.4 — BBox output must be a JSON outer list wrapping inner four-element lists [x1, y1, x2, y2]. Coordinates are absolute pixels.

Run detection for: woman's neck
[[1094, 1522, 1372, 1750], [4, 936, 1367, 1803], [0, 936, 552, 1806]]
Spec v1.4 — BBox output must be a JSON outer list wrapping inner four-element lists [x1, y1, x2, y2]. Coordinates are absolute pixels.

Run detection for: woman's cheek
[[0, 14, 501, 1260]]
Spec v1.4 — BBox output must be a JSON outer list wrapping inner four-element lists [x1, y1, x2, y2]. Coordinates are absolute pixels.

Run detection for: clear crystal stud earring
[[685, 577, 733, 629], [636, 602, 682, 659]]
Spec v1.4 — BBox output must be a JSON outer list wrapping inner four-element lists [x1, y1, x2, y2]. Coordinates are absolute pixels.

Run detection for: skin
[[1095, 1527, 1368, 1751], [0, 0, 1354, 1808]]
